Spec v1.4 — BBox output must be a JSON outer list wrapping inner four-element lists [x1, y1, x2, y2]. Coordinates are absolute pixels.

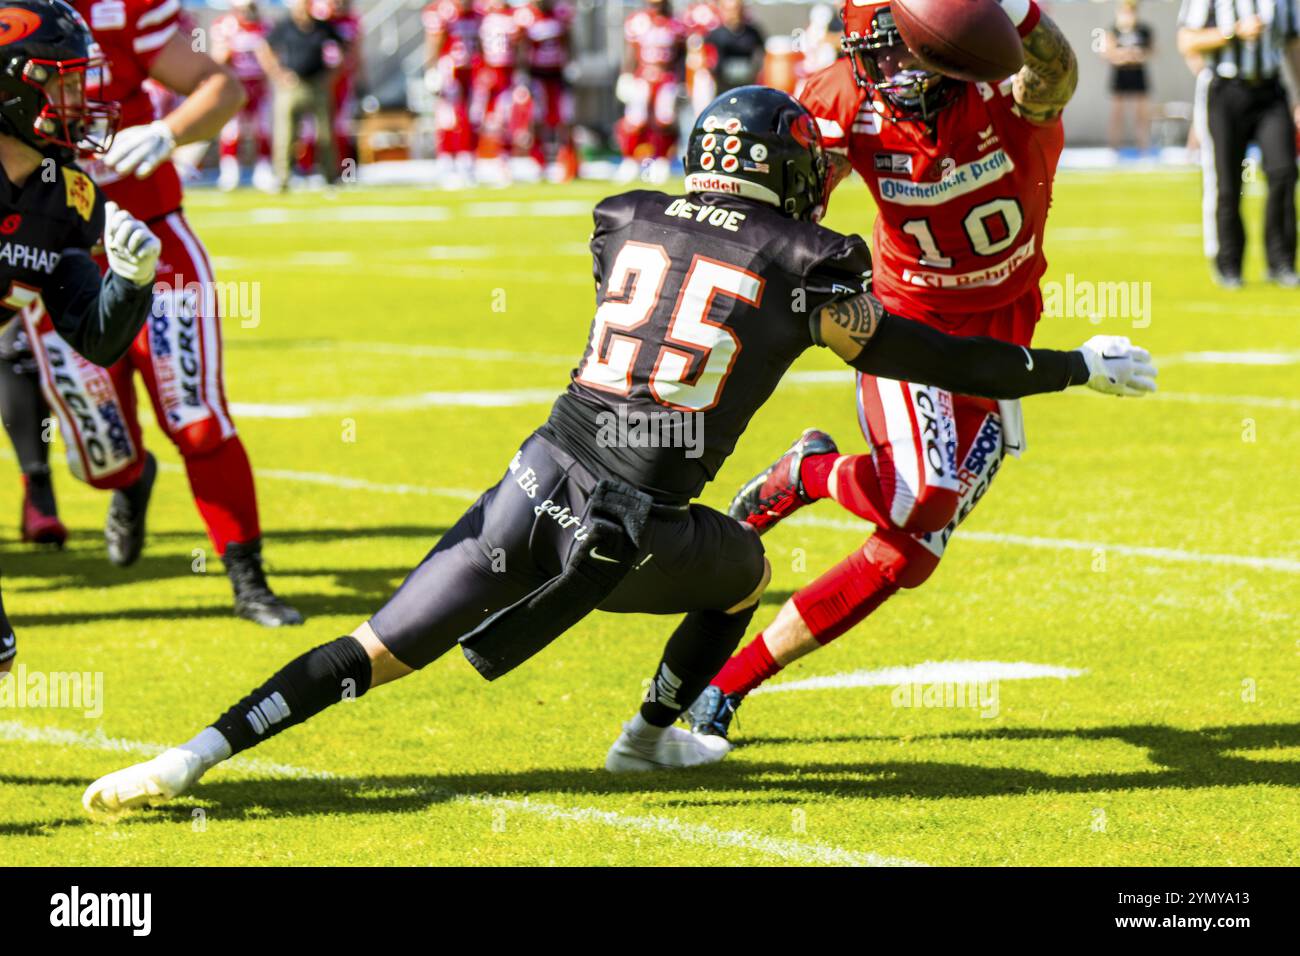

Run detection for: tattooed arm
[[814, 293, 1099, 399], [1011, 9, 1079, 124]]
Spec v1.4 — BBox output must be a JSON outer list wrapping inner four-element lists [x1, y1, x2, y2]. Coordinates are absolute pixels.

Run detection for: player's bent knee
[[726, 557, 771, 614], [171, 419, 227, 458], [352, 622, 415, 688]]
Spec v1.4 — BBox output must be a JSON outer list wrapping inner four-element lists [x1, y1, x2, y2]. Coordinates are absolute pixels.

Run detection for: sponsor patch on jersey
[[902, 234, 1037, 290], [89, 0, 127, 31], [63, 167, 95, 222], [874, 151, 913, 175], [876, 149, 1015, 206]]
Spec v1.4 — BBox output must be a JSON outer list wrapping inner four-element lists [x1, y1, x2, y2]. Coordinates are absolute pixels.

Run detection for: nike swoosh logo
[[1020, 347, 1034, 371], [2, 633, 14, 648], [590, 548, 620, 564]]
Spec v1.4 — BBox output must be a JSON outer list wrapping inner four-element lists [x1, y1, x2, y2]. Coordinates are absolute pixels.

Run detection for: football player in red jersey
[[616, 0, 686, 184], [212, 0, 274, 192], [687, 0, 1084, 740], [424, 0, 482, 187], [0, 0, 304, 627], [473, 0, 527, 184], [517, 0, 576, 182], [682, 1, 721, 117]]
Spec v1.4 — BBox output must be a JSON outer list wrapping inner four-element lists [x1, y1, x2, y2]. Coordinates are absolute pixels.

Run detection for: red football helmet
[[839, 1, 957, 121]]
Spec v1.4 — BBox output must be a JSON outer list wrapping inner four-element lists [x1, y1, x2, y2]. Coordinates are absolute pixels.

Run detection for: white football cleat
[[605, 723, 732, 772], [82, 748, 205, 815]]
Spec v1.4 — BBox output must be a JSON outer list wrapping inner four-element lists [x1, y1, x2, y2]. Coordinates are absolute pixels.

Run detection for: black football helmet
[[840, 1, 958, 122], [684, 85, 831, 223], [0, 0, 119, 155]]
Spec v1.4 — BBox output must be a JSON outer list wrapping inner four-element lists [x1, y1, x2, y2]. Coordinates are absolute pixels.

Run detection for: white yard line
[[230, 387, 558, 418], [0, 719, 921, 867], [753, 660, 1086, 695], [785, 514, 1300, 573]]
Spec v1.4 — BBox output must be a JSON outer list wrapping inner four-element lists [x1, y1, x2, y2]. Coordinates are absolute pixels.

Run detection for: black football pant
[[1201, 76, 1297, 276], [369, 429, 766, 670]]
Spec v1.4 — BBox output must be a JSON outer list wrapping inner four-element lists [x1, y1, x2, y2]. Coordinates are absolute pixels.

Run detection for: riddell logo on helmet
[[685, 176, 741, 194]]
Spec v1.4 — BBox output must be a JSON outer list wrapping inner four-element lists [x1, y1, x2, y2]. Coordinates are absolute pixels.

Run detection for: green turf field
[[1, 170, 1297, 866]]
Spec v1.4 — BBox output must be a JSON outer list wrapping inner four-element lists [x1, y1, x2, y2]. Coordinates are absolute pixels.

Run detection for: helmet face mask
[[684, 86, 831, 224], [23, 55, 118, 154], [0, 1, 121, 158], [840, 3, 956, 122]]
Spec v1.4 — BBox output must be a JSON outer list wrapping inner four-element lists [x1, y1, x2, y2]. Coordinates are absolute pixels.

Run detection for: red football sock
[[184, 437, 261, 556], [713, 632, 781, 697], [800, 452, 838, 500]]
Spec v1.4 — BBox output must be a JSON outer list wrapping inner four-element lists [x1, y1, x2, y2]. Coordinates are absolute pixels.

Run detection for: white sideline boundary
[[0, 720, 922, 867], [754, 660, 1086, 696]]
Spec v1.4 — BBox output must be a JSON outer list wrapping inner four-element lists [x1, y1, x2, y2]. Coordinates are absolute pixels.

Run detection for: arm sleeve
[[44, 250, 153, 368], [850, 311, 1089, 399]]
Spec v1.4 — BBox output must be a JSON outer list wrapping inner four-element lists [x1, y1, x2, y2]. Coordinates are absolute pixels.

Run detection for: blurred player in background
[[616, 0, 686, 184], [701, 0, 765, 95], [518, 0, 577, 182], [687, 0, 1083, 740], [212, 0, 275, 191], [794, 2, 844, 92], [683, 1, 720, 118], [318, 0, 362, 177], [474, 0, 529, 183], [424, 0, 483, 187], [0, 0, 304, 627], [1100, 0, 1154, 153]]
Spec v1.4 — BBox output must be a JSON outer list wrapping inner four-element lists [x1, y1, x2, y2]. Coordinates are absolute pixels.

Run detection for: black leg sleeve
[[211, 636, 373, 756], [640, 604, 758, 727]]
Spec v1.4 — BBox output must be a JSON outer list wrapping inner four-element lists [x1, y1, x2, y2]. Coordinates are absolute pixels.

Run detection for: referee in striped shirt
[[1179, 0, 1300, 287]]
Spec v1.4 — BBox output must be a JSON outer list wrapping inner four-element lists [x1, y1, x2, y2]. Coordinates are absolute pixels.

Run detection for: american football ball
[[890, 0, 1025, 84]]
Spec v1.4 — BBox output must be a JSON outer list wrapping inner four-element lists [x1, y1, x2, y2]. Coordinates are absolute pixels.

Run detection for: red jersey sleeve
[[797, 59, 864, 153], [128, 0, 181, 67]]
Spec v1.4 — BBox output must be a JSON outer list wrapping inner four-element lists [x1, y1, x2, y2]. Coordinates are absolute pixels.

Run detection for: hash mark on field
[[0, 720, 919, 866], [754, 660, 1086, 695], [785, 515, 1300, 573]]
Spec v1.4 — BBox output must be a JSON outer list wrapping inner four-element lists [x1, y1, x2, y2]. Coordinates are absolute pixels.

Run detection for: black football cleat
[[105, 453, 157, 567], [728, 428, 837, 534], [685, 685, 744, 740], [223, 539, 305, 628]]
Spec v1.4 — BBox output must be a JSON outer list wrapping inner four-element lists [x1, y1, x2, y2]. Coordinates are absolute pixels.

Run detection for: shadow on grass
[[10, 721, 1295, 832]]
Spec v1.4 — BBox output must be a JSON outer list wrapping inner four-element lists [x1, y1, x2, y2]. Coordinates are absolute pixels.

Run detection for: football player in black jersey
[[83, 86, 1154, 809], [0, 0, 163, 674]]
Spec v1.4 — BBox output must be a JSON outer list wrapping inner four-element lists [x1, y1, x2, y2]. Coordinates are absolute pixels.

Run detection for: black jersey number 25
[[576, 240, 765, 412]]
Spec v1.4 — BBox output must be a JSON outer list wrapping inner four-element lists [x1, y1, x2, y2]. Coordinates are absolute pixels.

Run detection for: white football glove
[[1077, 335, 1158, 397], [423, 67, 443, 95], [103, 120, 176, 179], [103, 201, 162, 287]]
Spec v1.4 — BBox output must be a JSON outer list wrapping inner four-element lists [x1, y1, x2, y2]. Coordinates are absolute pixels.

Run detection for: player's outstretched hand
[[104, 201, 162, 287], [103, 120, 177, 179], [1078, 335, 1158, 397]]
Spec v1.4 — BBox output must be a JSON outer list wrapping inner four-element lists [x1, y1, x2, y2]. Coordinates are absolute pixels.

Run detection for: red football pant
[[24, 212, 261, 556], [618, 75, 679, 159], [435, 67, 478, 156]]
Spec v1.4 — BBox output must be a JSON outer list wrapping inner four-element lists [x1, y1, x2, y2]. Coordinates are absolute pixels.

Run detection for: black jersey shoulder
[[0, 160, 105, 249], [593, 189, 871, 293]]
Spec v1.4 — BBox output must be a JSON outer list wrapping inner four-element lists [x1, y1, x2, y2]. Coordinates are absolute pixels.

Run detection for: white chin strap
[[683, 172, 782, 209]]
